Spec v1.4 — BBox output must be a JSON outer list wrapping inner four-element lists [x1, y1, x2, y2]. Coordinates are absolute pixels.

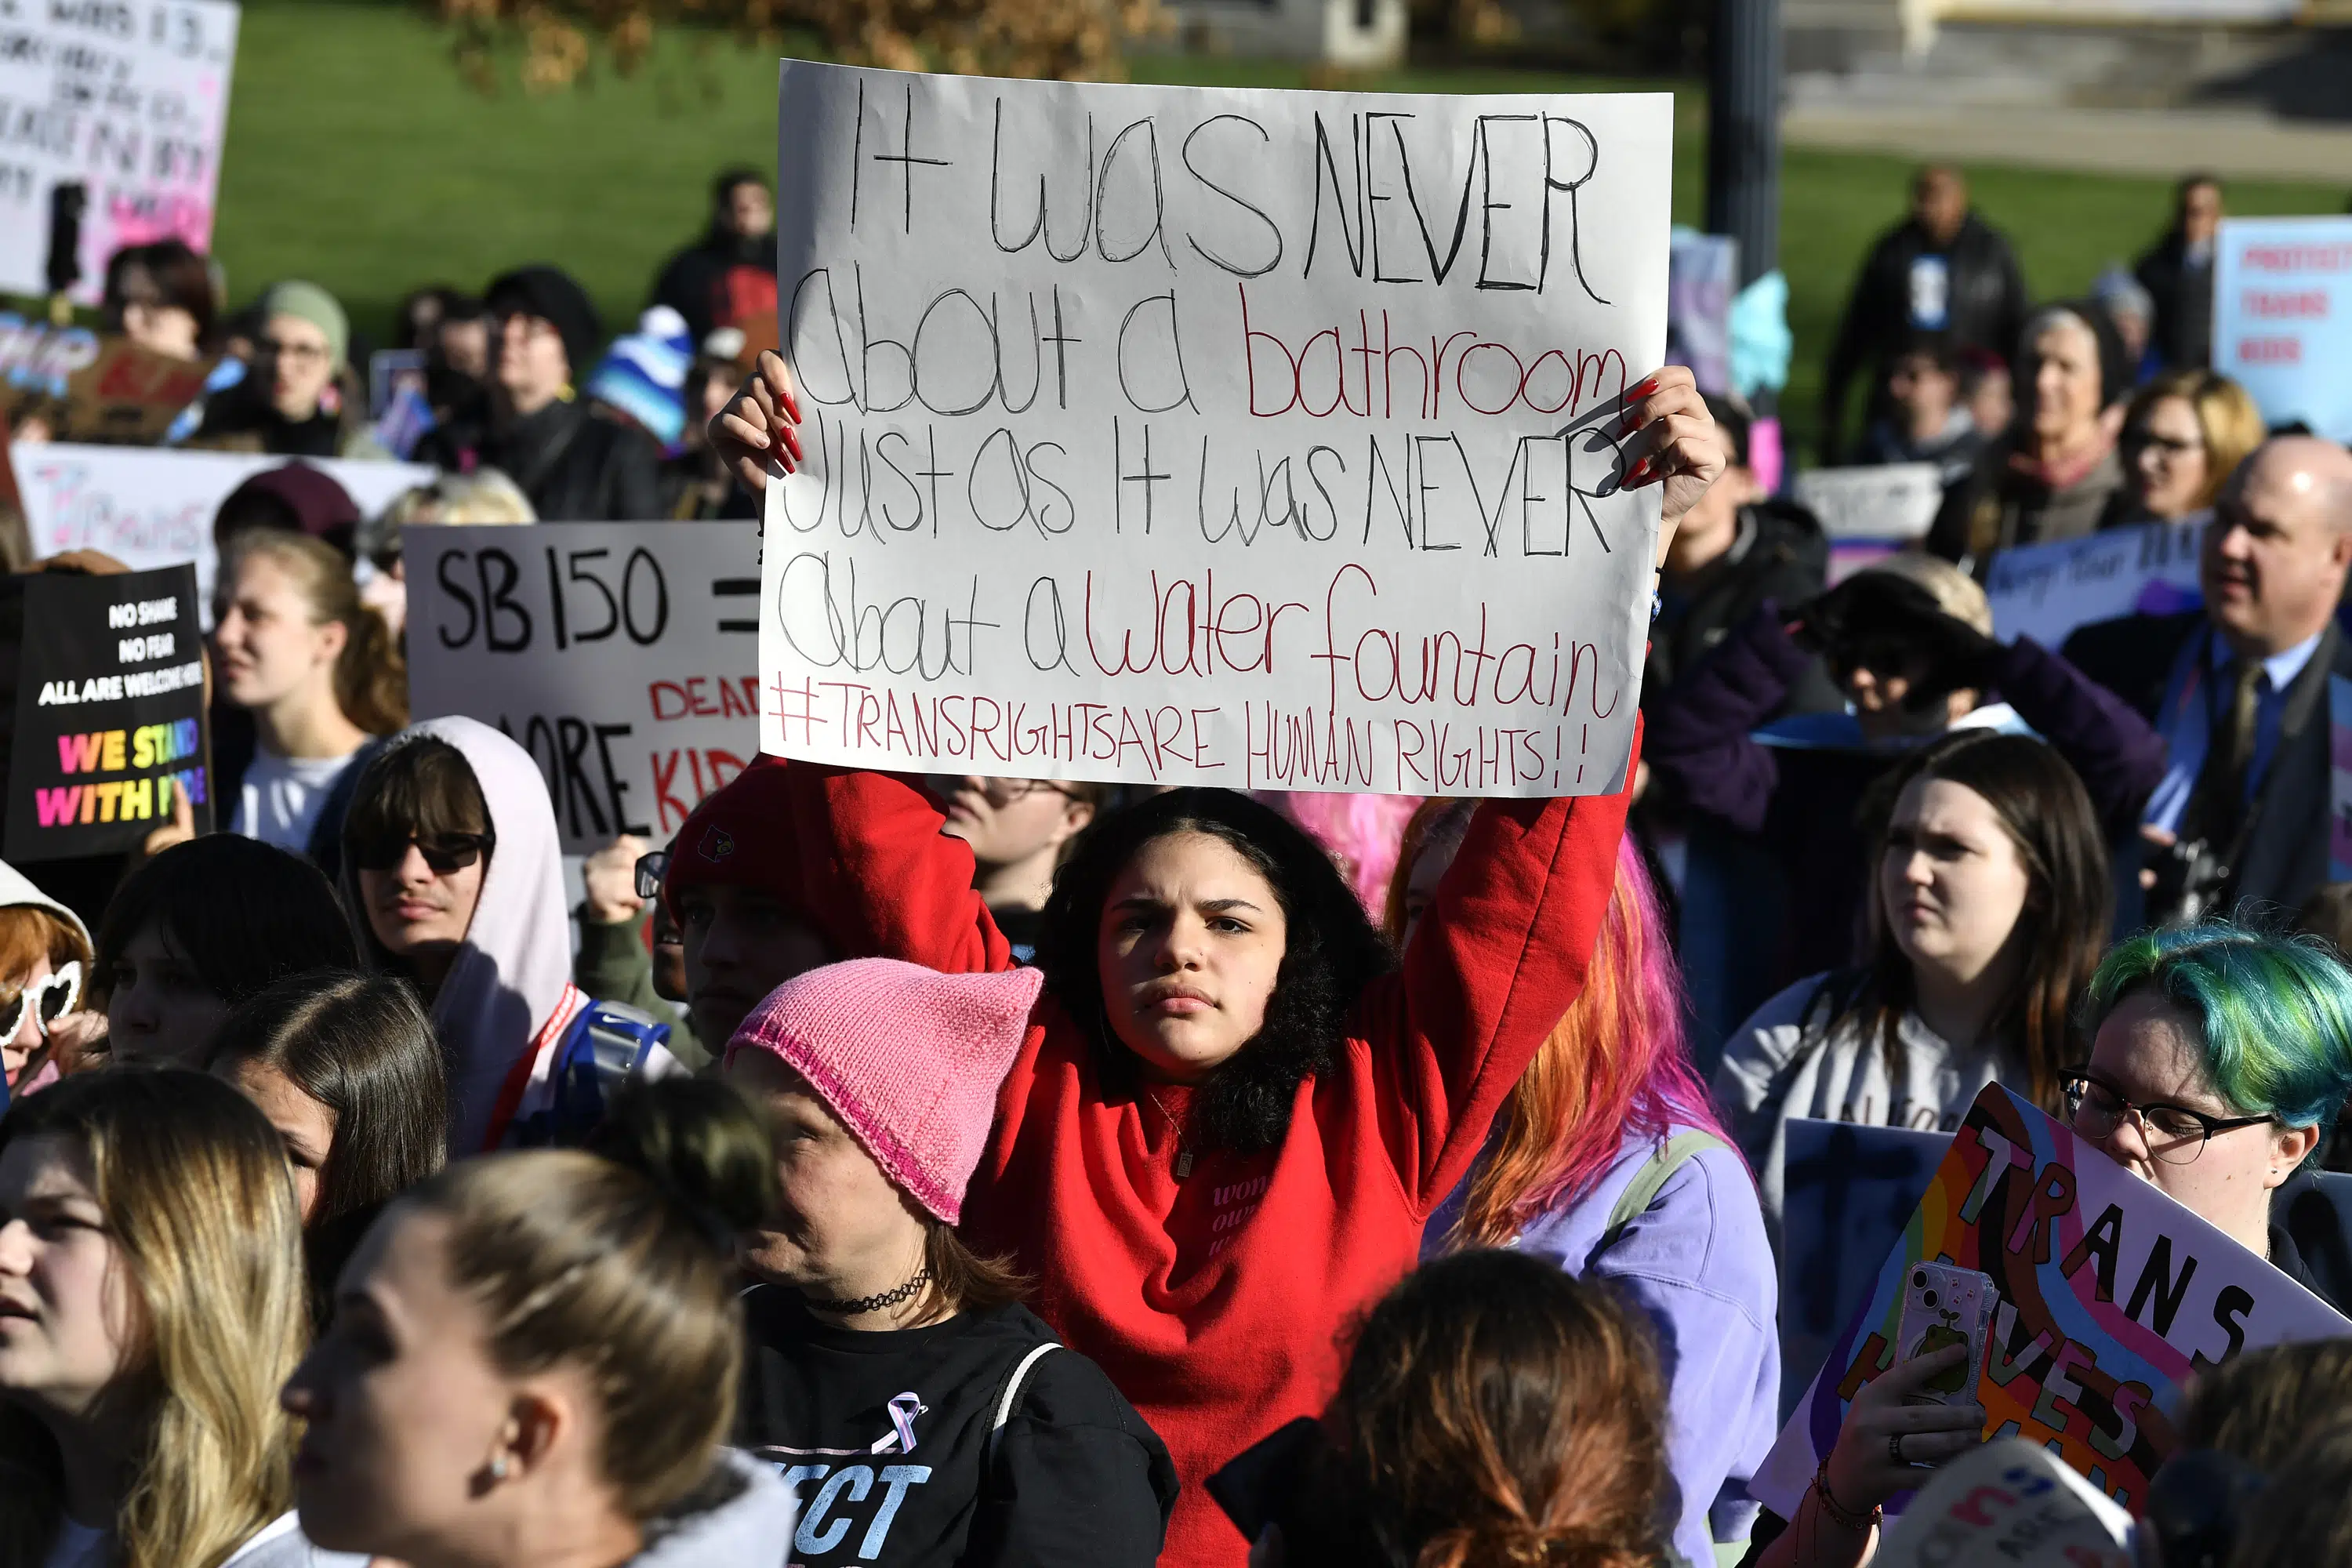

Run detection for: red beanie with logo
[[660, 757, 805, 913]]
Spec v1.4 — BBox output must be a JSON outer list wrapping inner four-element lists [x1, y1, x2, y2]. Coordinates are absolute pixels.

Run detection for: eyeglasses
[[1, 962, 81, 1046], [2062, 1072, 2273, 1166], [926, 775, 1079, 806], [351, 831, 495, 875], [256, 337, 330, 365], [634, 850, 671, 902], [2125, 429, 2201, 458]]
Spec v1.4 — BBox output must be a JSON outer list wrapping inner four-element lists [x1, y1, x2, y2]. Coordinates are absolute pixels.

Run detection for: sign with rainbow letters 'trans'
[[1751, 1082, 2352, 1523], [757, 64, 1671, 797]]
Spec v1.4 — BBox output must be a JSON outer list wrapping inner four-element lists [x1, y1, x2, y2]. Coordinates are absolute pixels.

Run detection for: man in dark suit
[[2063, 436, 2352, 924]]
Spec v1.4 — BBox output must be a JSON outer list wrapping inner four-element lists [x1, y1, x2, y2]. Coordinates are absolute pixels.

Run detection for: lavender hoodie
[[1425, 1124, 1780, 1567]]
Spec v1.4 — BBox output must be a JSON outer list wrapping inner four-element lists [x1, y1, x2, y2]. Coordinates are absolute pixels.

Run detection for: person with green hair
[[2070, 920, 2352, 1308]]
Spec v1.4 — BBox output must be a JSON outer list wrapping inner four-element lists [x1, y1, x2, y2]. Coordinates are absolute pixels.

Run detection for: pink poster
[[0, 1, 240, 303]]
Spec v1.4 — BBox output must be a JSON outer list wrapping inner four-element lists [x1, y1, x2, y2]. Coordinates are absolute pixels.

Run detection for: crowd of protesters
[[2, 154, 2352, 1568]]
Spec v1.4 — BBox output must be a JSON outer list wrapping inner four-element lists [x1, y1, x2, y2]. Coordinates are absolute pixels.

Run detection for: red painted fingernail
[[1626, 457, 1652, 484], [1629, 376, 1659, 400], [784, 388, 802, 423]]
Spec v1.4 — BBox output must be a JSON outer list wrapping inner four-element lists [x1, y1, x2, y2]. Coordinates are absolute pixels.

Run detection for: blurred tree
[[437, 0, 1164, 86]]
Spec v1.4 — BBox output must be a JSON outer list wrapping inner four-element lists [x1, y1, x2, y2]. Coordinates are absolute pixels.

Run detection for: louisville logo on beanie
[[726, 959, 1044, 1225]]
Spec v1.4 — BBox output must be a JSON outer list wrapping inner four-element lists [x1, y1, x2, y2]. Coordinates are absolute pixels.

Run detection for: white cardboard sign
[[8, 441, 432, 611], [758, 64, 1671, 797], [1791, 462, 1945, 543], [405, 522, 762, 854], [0, 0, 240, 303]]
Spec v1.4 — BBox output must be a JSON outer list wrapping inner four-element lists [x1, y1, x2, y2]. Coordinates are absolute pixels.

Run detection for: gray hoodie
[[1713, 972, 2029, 1247]]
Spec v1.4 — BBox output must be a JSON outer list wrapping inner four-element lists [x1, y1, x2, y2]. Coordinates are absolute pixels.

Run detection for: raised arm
[[1988, 636, 2167, 832], [1354, 728, 1639, 1209], [1642, 602, 1802, 835], [778, 762, 1017, 975]]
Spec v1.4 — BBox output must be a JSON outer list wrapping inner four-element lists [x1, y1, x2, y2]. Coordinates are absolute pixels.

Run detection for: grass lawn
[[165, 3, 2352, 457]]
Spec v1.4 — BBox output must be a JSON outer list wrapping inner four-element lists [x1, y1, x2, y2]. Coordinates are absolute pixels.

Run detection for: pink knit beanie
[[725, 959, 1043, 1224]]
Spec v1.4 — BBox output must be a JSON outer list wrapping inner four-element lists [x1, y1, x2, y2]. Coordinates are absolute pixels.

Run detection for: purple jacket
[[1643, 604, 2165, 989], [1427, 1127, 1779, 1566]]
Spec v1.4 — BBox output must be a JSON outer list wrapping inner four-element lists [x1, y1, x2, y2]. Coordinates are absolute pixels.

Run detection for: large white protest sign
[[0, 0, 240, 303], [758, 64, 1671, 797], [9, 442, 432, 609], [1791, 462, 1944, 543], [2213, 216, 2352, 442], [1982, 518, 2205, 651], [407, 522, 762, 854]]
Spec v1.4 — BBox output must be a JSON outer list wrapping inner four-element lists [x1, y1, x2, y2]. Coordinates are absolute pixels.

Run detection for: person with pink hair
[[1252, 791, 1424, 916], [1391, 800, 1778, 1568]]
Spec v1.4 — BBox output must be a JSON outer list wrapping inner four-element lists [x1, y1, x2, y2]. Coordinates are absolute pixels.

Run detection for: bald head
[[2249, 434, 2352, 530], [2203, 436, 2352, 656]]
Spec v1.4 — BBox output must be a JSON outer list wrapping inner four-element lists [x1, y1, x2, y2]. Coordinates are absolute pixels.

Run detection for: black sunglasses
[[634, 850, 671, 902], [351, 831, 495, 875]]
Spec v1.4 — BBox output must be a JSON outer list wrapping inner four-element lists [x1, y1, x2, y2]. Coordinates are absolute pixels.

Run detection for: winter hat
[[212, 462, 363, 558], [261, 280, 350, 370], [662, 758, 802, 915], [586, 306, 694, 450], [485, 265, 604, 383], [728, 959, 1043, 1223]]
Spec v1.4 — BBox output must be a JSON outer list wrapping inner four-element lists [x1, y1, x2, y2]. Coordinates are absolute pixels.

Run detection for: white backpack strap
[[987, 1343, 1062, 1467]]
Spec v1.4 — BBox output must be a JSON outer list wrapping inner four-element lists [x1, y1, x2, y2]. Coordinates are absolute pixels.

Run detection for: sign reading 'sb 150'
[[760, 64, 1671, 797]]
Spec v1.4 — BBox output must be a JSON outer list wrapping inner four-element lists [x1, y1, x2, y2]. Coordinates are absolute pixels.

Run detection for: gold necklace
[[1145, 1088, 1193, 1178]]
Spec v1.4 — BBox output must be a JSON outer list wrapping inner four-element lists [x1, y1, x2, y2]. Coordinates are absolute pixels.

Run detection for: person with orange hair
[[1390, 801, 1777, 1567]]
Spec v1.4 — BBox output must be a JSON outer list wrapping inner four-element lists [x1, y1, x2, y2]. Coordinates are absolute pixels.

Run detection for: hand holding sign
[[717, 352, 1726, 562], [713, 350, 806, 489], [1615, 365, 1726, 556], [1823, 1345, 1987, 1515], [138, 779, 198, 862]]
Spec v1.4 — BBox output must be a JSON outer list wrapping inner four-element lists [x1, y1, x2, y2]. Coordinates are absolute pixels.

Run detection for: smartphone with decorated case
[[1894, 1262, 1993, 1406]]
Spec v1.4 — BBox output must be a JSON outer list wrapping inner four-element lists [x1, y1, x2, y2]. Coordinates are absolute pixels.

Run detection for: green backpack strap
[[1600, 1130, 1733, 1249]]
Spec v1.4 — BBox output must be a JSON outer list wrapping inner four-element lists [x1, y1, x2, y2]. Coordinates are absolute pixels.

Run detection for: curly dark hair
[[1035, 789, 1395, 1155]]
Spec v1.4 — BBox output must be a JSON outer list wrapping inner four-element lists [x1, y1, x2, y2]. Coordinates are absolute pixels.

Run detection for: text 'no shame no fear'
[[761, 65, 1672, 795]]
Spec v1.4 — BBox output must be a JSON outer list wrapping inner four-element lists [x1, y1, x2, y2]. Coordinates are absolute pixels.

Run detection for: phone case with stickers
[[1894, 1262, 1993, 1406]]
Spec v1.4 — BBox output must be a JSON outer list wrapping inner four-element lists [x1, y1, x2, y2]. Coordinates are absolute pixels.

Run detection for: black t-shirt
[[735, 1287, 1177, 1568]]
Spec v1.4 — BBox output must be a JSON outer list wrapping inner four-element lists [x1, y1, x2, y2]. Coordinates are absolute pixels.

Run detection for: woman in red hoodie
[[711, 356, 1722, 1566]]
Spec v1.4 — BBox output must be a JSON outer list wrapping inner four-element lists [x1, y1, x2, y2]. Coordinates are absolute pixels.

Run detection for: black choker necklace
[[807, 1267, 932, 1317]]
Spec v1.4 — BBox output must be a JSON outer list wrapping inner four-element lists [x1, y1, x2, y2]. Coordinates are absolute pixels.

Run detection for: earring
[[487, 1456, 510, 1482]]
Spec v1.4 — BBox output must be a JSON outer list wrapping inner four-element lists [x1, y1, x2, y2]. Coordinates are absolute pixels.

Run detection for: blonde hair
[[0, 1070, 305, 1568], [2128, 368, 2267, 512], [220, 528, 408, 736], [408, 1078, 776, 1522], [1857, 552, 1993, 635], [384, 469, 537, 528]]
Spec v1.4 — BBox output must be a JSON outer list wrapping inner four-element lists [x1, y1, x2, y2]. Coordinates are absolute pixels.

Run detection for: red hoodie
[[777, 750, 1634, 1567]]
